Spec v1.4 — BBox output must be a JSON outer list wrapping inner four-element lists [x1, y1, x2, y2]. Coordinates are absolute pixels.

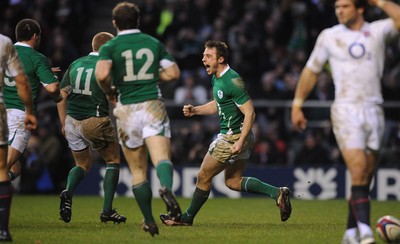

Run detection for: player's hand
[[51, 67, 61, 73], [107, 94, 117, 106], [367, 0, 380, 6], [291, 107, 307, 132], [24, 114, 37, 131], [183, 104, 195, 117], [231, 141, 243, 154], [61, 125, 65, 137], [106, 86, 117, 106]]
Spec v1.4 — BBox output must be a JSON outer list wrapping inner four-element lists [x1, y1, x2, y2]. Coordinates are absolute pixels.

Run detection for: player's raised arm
[[369, 0, 400, 29]]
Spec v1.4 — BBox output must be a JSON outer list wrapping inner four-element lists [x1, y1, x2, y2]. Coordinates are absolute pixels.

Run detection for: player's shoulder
[[72, 54, 95, 65], [320, 24, 344, 37], [0, 34, 12, 45], [225, 68, 246, 89], [17, 46, 47, 60], [368, 18, 395, 30], [0, 35, 13, 54], [226, 68, 240, 78], [133, 32, 162, 46], [142, 33, 160, 43]]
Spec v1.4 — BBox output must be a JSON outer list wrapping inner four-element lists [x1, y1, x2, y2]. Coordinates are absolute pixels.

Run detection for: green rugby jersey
[[212, 67, 250, 135], [61, 52, 109, 120], [3, 43, 58, 111], [98, 29, 175, 104]]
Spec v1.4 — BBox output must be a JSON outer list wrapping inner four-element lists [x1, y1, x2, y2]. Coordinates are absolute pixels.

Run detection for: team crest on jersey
[[217, 90, 223, 99]]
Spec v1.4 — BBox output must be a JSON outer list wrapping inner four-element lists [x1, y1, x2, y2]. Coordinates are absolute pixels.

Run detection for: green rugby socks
[[241, 177, 279, 199]]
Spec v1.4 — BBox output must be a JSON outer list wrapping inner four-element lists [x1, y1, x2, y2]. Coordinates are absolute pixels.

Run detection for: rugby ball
[[376, 215, 400, 243]]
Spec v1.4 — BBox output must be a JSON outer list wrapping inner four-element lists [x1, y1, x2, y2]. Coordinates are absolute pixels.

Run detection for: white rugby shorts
[[7, 108, 30, 152], [65, 115, 117, 151], [113, 99, 171, 149], [331, 103, 384, 151]]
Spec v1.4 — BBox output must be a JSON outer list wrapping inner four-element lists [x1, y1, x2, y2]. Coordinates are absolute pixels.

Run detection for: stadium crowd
[[1, 0, 400, 194]]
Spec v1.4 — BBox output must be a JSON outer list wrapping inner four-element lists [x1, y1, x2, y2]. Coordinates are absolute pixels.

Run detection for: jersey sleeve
[[306, 29, 330, 73], [159, 43, 175, 69], [60, 67, 71, 89], [4, 39, 24, 77], [371, 18, 399, 42], [35, 54, 59, 85], [229, 77, 250, 106], [98, 42, 113, 62]]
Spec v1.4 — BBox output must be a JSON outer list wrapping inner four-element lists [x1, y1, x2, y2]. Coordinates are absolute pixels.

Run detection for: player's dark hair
[[15, 18, 41, 42], [112, 2, 140, 30], [205, 40, 229, 64], [354, 0, 367, 9], [92, 32, 114, 52]]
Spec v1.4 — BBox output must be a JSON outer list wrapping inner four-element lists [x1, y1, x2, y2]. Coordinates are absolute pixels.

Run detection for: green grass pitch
[[10, 195, 400, 243]]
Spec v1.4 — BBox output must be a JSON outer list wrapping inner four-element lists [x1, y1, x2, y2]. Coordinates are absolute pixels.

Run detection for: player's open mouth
[[205, 65, 210, 72]]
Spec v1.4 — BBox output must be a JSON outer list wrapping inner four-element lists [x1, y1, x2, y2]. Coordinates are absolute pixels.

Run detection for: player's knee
[[197, 170, 211, 185], [104, 157, 120, 164], [76, 163, 91, 172]]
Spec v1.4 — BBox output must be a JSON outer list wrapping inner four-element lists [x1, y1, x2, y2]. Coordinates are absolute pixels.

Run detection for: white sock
[[344, 227, 358, 238], [357, 222, 373, 237]]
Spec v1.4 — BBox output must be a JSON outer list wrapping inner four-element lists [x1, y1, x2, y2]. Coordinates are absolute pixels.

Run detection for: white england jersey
[[306, 19, 398, 104], [0, 34, 24, 103]]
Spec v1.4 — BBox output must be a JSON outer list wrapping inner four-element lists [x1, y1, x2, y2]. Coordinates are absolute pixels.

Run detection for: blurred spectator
[[286, 1, 309, 54], [20, 135, 45, 194], [36, 111, 72, 193], [46, 28, 79, 75], [307, 70, 334, 121], [379, 122, 400, 168], [250, 139, 278, 167], [174, 71, 208, 105], [382, 72, 400, 121], [294, 130, 332, 166], [138, 0, 161, 37], [252, 71, 284, 100]]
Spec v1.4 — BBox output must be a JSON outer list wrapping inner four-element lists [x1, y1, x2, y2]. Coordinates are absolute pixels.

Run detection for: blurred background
[[1, 0, 400, 196]]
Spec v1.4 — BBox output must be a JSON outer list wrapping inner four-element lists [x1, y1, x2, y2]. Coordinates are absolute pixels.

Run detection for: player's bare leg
[[146, 136, 181, 219], [59, 148, 91, 223], [342, 149, 376, 244], [6, 147, 23, 181], [124, 145, 158, 236]]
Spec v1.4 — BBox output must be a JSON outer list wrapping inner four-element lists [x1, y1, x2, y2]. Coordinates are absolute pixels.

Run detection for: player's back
[[99, 30, 170, 104], [0, 34, 13, 90], [62, 53, 109, 120], [4, 44, 57, 111]]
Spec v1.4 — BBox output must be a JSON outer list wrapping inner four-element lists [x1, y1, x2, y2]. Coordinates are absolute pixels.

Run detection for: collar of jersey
[[14, 42, 31, 48], [118, 29, 141, 36], [340, 21, 369, 32], [219, 64, 230, 77]]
